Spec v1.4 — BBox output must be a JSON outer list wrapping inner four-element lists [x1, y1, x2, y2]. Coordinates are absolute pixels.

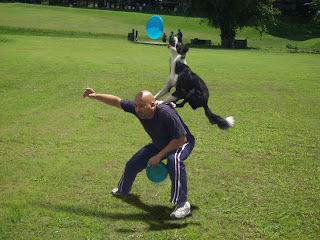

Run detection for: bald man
[[83, 88, 195, 219]]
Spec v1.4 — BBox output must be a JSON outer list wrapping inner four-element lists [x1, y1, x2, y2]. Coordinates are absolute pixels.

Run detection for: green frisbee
[[146, 162, 168, 183]]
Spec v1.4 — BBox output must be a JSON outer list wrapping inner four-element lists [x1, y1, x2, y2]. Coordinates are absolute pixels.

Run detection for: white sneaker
[[170, 201, 191, 219], [110, 188, 132, 196]]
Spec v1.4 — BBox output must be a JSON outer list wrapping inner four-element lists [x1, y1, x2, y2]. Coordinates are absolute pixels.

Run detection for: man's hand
[[83, 88, 96, 98], [82, 88, 122, 109], [147, 154, 162, 167], [148, 136, 187, 167]]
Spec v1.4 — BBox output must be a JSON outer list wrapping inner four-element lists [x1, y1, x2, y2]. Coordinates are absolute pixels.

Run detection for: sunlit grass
[[0, 3, 319, 239]]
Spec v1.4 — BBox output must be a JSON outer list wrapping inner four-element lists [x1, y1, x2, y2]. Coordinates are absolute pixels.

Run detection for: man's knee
[[125, 156, 148, 174], [125, 161, 133, 171], [166, 154, 176, 169]]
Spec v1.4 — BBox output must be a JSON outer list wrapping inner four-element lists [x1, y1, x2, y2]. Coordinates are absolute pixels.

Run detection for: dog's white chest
[[168, 55, 186, 85], [170, 54, 186, 70], [169, 57, 176, 75]]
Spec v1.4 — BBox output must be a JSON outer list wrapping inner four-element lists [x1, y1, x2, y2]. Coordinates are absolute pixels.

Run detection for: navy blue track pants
[[117, 142, 194, 205]]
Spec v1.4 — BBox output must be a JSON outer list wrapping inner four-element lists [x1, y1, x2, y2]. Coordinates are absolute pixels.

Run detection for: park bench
[[191, 38, 212, 45]]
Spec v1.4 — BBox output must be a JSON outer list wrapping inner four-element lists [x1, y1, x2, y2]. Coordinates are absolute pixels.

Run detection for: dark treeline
[[14, 0, 186, 12], [9, 0, 317, 18]]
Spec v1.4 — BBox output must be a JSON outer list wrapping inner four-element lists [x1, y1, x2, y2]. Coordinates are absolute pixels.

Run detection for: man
[[177, 29, 183, 43], [162, 33, 167, 43], [83, 88, 195, 219]]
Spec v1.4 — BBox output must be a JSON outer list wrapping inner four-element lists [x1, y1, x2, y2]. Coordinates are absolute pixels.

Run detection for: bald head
[[134, 90, 156, 119], [134, 90, 155, 103]]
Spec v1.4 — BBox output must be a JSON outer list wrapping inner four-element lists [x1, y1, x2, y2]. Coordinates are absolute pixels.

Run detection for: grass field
[[0, 3, 319, 239]]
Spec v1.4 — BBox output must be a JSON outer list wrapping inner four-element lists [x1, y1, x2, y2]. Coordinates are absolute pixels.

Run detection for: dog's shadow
[[36, 194, 199, 232]]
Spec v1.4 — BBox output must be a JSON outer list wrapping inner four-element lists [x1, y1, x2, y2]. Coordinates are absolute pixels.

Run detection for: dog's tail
[[204, 105, 234, 130]]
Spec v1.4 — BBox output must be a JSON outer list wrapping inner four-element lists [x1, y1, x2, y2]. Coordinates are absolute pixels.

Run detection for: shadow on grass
[[132, 41, 259, 50], [0, 25, 124, 39], [265, 18, 320, 41], [36, 194, 200, 232], [186, 44, 259, 50]]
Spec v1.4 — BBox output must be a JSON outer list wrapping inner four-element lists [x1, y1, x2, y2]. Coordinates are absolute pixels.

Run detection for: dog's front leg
[[154, 85, 171, 100], [157, 95, 178, 105], [154, 75, 177, 100]]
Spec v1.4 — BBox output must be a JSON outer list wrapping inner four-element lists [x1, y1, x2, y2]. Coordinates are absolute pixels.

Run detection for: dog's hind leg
[[175, 88, 196, 108], [175, 100, 187, 108]]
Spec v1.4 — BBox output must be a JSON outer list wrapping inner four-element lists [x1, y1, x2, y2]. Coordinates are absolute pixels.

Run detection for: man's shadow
[[37, 194, 199, 232], [114, 194, 200, 231]]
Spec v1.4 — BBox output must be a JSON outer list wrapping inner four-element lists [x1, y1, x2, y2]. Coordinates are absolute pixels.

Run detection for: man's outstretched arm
[[83, 88, 122, 109]]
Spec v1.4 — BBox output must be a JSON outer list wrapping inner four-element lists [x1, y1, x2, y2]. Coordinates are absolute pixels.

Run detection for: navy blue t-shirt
[[121, 99, 195, 151]]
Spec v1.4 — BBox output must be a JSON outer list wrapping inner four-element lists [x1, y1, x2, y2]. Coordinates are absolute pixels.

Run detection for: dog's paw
[[156, 100, 163, 106], [168, 102, 176, 108]]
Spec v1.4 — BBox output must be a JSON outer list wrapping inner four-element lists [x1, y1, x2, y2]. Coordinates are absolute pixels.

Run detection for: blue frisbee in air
[[146, 162, 168, 183], [146, 15, 164, 39]]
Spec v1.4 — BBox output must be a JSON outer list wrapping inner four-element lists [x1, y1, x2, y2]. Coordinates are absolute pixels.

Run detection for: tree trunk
[[220, 25, 236, 48], [98, 0, 104, 8]]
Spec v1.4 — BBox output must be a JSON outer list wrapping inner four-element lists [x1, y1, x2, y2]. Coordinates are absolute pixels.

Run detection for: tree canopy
[[186, 0, 280, 47]]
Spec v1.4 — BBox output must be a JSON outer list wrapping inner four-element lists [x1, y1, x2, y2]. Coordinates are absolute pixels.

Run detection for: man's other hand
[[83, 88, 96, 98]]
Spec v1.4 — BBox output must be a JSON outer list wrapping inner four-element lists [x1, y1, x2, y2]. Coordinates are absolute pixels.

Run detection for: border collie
[[154, 35, 234, 130]]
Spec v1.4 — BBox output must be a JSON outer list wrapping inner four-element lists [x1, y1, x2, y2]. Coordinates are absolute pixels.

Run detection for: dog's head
[[168, 34, 189, 58]]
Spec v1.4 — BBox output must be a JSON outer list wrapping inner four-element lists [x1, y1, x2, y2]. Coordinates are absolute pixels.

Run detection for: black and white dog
[[155, 35, 234, 130]]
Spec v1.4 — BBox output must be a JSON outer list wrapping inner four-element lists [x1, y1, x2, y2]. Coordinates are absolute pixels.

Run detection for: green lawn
[[0, 3, 319, 239]]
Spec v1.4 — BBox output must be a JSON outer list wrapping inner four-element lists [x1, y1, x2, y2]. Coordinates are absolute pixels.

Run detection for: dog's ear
[[177, 44, 189, 55], [181, 45, 189, 55]]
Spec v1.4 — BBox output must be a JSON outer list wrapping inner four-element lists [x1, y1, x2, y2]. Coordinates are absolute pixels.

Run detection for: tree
[[97, 0, 104, 8], [306, 0, 320, 24], [186, 0, 280, 48]]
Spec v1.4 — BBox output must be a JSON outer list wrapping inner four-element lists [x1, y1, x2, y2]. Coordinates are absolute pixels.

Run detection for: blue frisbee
[[146, 162, 168, 183], [146, 15, 164, 40]]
